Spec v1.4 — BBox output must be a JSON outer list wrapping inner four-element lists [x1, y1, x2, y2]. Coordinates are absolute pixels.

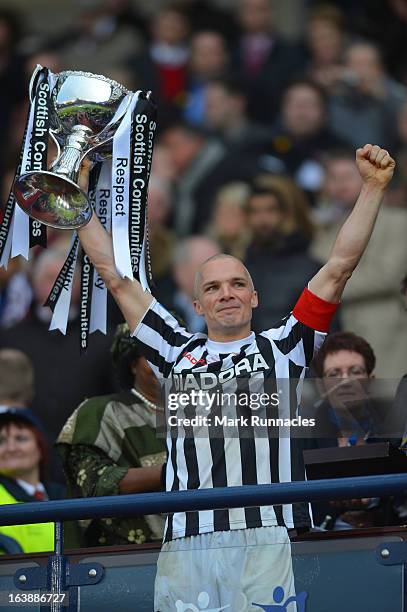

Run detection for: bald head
[[194, 254, 254, 299], [192, 254, 258, 340]]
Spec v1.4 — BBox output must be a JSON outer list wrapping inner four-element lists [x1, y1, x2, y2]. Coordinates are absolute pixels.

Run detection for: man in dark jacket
[[232, 0, 304, 124], [244, 177, 322, 331]]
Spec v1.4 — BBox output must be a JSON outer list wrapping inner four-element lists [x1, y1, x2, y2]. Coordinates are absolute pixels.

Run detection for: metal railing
[[1, 473, 407, 612], [0, 473, 406, 526]]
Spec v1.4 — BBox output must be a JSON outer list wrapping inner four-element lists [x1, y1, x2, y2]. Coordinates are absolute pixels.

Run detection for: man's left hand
[[356, 144, 396, 190]]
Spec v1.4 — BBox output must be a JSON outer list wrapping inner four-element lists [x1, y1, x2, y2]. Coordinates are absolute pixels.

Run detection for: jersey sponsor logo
[[174, 353, 269, 390], [182, 351, 207, 366], [182, 352, 241, 367]]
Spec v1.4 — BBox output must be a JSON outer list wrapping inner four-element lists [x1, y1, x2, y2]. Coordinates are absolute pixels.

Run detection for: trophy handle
[[80, 90, 152, 164], [83, 137, 113, 164], [82, 91, 134, 163], [49, 131, 61, 163], [29, 64, 44, 103], [29, 65, 61, 160]]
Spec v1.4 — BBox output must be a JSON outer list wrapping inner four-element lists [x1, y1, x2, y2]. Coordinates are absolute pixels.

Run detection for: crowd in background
[[0, 0, 407, 532]]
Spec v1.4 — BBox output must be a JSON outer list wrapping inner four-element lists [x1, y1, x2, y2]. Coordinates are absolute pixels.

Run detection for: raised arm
[[77, 163, 153, 332], [309, 144, 396, 303]]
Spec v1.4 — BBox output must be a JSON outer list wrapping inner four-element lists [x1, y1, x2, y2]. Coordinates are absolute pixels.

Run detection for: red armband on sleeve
[[292, 287, 339, 332]]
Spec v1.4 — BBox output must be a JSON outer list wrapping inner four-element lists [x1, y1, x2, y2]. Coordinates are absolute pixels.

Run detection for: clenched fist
[[356, 144, 396, 189]]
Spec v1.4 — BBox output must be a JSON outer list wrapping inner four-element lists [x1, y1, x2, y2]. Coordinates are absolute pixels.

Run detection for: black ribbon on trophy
[[28, 67, 50, 249], [0, 65, 157, 351], [0, 66, 52, 265]]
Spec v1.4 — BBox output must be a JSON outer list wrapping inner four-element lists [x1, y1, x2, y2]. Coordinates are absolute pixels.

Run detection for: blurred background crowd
[[0, 0, 407, 545]]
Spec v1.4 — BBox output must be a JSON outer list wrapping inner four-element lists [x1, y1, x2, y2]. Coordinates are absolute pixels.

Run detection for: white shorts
[[154, 526, 298, 612]]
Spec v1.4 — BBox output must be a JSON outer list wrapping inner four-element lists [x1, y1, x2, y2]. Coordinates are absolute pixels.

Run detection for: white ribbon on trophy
[[111, 91, 141, 280]]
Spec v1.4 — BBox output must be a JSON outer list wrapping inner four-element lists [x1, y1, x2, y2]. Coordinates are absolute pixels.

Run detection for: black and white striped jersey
[[133, 287, 338, 541]]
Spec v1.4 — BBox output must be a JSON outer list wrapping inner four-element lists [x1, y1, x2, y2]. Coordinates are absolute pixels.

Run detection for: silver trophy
[[13, 70, 131, 229]]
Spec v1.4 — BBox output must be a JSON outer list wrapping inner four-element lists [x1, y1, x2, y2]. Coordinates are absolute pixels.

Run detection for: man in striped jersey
[[78, 144, 395, 610]]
